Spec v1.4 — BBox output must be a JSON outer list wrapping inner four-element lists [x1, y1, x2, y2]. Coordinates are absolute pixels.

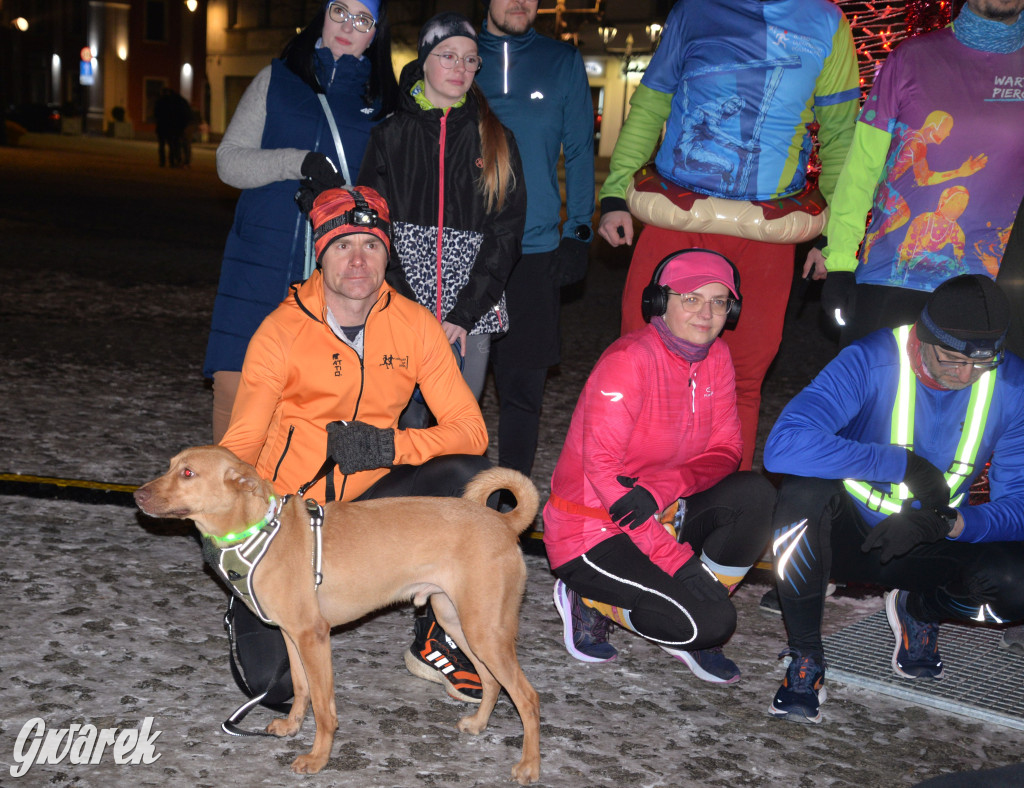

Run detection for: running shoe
[[660, 645, 741, 684], [770, 650, 827, 723], [886, 589, 944, 679], [404, 615, 483, 703], [552, 579, 618, 663]]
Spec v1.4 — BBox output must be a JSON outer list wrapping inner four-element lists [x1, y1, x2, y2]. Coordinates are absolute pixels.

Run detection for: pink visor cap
[[659, 251, 739, 298]]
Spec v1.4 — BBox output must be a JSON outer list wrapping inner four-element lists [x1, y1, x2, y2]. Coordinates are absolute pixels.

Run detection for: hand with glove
[[295, 152, 346, 214], [555, 237, 590, 287], [301, 152, 346, 190], [861, 507, 953, 563], [326, 420, 395, 475], [820, 270, 856, 327], [608, 475, 658, 530], [902, 450, 950, 510]]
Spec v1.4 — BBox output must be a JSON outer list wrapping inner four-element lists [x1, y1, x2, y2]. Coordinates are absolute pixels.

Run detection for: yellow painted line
[[0, 473, 138, 493]]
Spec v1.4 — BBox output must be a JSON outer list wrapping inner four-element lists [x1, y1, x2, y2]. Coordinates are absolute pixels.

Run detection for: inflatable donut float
[[626, 163, 829, 244]]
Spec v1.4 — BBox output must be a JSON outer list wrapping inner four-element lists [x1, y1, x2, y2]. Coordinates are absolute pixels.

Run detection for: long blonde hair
[[473, 84, 516, 213]]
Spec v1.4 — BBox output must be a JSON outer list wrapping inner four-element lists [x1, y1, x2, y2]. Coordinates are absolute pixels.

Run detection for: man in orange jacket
[[222, 185, 492, 704]]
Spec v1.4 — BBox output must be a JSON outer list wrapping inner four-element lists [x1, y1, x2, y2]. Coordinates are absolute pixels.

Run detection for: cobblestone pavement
[[2, 135, 1022, 787]]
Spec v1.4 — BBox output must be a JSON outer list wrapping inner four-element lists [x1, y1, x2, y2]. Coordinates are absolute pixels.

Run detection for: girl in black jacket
[[358, 11, 526, 426]]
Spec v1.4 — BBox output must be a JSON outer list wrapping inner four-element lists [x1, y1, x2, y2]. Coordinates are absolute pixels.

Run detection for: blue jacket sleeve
[[763, 335, 908, 484]]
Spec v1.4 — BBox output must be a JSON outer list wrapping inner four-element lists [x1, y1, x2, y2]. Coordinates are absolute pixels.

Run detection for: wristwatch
[[573, 224, 593, 242]]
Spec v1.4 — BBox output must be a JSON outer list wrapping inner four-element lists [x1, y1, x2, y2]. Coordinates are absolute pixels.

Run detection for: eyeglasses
[[931, 344, 1003, 371], [327, 3, 376, 33], [431, 52, 483, 72], [667, 291, 735, 316]]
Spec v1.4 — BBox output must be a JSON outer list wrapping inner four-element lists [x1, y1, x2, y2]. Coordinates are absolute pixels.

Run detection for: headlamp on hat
[[919, 306, 1004, 360], [915, 274, 1010, 362], [309, 186, 392, 264]]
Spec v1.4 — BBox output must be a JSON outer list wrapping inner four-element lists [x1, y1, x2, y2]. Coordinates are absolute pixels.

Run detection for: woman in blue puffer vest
[[205, 0, 398, 440]]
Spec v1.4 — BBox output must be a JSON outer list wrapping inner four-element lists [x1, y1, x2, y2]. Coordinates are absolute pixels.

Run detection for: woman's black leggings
[[554, 471, 775, 649]]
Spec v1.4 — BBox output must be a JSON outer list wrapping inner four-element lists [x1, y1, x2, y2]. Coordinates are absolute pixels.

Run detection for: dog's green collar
[[210, 495, 280, 546]]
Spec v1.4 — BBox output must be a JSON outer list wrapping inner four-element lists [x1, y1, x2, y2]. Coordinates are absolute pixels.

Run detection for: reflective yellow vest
[[843, 325, 995, 515]]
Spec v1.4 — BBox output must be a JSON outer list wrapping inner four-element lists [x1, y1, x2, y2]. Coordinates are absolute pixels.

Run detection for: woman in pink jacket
[[544, 249, 774, 684]]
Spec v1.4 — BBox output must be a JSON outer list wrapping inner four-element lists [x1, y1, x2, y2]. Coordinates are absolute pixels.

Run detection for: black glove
[[861, 507, 952, 563], [608, 475, 658, 530], [820, 271, 856, 327], [555, 237, 590, 287], [301, 152, 346, 190], [903, 450, 949, 510], [295, 152, 346, 214], [326, 420, 395, 475]]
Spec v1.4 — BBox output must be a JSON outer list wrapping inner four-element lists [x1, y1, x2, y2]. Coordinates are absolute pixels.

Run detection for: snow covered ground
[[2, 135, 1023, 787]]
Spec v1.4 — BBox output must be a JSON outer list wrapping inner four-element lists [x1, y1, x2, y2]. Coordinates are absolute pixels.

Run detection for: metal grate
[[824, 609, 1024, 731]]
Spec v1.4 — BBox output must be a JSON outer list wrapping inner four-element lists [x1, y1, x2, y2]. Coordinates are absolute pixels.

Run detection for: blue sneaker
[[552, 580, 618, 663], [770, 650, 827, 723], [886, 589, 944, 679], [660, 645, 741, 684]]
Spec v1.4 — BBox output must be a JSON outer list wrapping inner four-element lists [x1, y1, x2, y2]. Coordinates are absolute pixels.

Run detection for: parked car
[[7, 103, 62, 133]]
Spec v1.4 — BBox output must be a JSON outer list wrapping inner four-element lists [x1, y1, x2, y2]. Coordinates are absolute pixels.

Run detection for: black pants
[[773, 476, 1024, 657], [490, 250, 561, 476], [554, 472, 775, 649], [353, 454, 492, 501], [157, 131, 182, 167]]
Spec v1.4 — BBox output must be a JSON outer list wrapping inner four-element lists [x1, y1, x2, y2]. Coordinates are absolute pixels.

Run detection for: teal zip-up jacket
[[476, 22, 595, 254]]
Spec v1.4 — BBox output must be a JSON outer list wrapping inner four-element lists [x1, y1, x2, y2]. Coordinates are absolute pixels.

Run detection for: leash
[[297, 457, 336, 498], [222, 596, 293, 738]]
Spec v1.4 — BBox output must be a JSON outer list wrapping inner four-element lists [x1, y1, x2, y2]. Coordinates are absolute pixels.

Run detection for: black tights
[[773, 476, 1024, 657], [555, 472, 775, 649]]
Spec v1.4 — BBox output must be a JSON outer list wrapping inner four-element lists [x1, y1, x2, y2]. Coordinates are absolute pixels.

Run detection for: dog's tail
[[462, 467, 539, 537]]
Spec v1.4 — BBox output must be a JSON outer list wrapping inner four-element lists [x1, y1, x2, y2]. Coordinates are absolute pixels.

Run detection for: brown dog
[[134, 445, 541, 784]]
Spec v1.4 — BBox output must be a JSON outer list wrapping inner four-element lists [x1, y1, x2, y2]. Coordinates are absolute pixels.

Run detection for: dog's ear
[[225, 466, 261, 495]]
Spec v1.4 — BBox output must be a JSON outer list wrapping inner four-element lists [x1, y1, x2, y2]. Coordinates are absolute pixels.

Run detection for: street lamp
[[601, 23, 664, 125], [14, 17, 29, 31]]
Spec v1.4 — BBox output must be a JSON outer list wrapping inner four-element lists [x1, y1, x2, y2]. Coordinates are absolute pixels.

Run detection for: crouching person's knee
[[674, 557, 737, 649], [967, 547, 1024, 622]]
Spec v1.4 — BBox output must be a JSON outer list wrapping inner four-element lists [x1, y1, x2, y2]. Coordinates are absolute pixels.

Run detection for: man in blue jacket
[[763, 275, 1024, 724], [475, 0, 596, 477]]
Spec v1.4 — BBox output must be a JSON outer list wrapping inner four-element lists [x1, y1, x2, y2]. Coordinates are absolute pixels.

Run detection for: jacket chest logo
[[379, 354, 409, 370], [332, 353, 343, 377]]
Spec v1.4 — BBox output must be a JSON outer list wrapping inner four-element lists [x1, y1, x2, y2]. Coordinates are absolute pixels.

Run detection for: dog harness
[[203, 495, 325, 625]]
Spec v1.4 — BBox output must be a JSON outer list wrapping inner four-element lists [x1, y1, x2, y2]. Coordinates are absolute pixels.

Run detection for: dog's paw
[[290, 753, 328, 774], [267, 718, 301, 738], [456, 713, 487, 736], [511, 757, 541, 785]]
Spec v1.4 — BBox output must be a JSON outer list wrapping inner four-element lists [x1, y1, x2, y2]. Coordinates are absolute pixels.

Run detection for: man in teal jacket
[[476, 0, 596, 477]]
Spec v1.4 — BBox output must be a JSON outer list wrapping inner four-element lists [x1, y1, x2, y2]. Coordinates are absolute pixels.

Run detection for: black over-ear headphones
[[640, 248, 742, 325]]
